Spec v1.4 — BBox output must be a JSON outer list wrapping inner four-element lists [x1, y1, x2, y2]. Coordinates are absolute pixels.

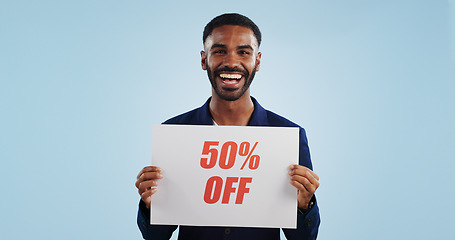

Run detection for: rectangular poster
[[151, 125, 299, 228]]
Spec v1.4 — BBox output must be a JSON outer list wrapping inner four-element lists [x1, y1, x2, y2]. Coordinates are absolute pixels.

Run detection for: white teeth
[[219, 73, 242, 80]]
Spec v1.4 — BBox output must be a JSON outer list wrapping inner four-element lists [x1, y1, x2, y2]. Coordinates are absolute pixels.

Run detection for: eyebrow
[[210, 44, 254, 51], [210, 44, 227, 50], [237, 45, 254, 51]]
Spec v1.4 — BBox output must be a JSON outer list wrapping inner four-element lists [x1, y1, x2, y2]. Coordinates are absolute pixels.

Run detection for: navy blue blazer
[[138, 97, 320, 240]]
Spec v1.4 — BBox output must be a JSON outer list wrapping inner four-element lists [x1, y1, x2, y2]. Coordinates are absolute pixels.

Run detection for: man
[[135, 13, 320, 240]]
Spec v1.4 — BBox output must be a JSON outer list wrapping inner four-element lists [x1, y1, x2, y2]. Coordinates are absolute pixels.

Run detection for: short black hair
[[203, 13, 262, 47]]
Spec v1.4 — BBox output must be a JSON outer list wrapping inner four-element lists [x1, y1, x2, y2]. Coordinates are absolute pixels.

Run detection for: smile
[[219, 73, 242, 80]]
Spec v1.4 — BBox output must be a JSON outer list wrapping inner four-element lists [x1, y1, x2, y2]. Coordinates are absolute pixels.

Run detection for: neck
[[209, 90, 254, 126]]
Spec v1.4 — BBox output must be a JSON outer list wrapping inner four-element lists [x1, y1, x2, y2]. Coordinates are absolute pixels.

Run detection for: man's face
[[201, 25, 262, 101]]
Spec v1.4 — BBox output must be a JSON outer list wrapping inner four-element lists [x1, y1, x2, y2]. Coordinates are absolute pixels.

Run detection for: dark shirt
[[137, 97, 320, 240]]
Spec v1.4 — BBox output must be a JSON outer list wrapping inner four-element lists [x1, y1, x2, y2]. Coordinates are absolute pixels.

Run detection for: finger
[[136, 166, 162, 179], [135, 171, 164, 188], [138, 179, 160, 192], [290, 177, 311, 195], [135, 172, 163, 188], [140, 171, 164, 181], [309, 169, 319, 181], [289, 165, 319, 181], [137, 166, 162, 179], [138, 182, 159, 195], [290, 175, 319, 194], [141, 188, 157, 208], [294, 169, 319, 187]]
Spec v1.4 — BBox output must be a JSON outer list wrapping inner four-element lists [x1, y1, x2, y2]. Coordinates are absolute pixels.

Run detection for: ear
[[201, 51, 207, 70], [255, 52, 262, 71]]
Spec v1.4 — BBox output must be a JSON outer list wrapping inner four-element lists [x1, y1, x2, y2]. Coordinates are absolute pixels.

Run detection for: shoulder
[[264, 109, 309, 141], [252, 97, 303, 130], [163, 107, 200, 124], [162, 98, 212, 125], [265, 110, 301, 128]]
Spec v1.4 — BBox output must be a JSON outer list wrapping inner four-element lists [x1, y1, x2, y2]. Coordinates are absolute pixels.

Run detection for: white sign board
[[151, 125, 299, 228]]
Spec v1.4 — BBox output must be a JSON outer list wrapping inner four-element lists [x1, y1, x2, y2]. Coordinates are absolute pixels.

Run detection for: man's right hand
[[135, 166, 163, 209]]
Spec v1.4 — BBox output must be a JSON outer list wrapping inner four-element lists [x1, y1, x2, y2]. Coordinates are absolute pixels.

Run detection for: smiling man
[[204, 24, 260, 102], [135, 13, 320, 240]]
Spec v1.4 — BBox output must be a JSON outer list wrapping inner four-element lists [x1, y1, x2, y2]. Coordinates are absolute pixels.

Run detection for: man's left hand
[[289, 164, 320, 211]]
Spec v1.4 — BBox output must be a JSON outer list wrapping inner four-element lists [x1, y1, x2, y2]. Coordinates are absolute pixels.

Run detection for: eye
[[213, 49, 226, 54], [238, 50, 251, 55]]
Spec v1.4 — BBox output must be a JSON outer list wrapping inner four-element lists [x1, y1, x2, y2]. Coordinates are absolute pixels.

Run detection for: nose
[[221, 52, 240, 69]]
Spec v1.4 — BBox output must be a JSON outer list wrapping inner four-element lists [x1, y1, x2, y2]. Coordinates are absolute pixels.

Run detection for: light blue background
[[1, 0, 454, 239]]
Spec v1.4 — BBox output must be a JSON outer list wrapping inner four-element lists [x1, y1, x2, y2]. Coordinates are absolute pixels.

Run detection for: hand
[[135, 166, 163, 209], [289, 164, 320, 210]]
